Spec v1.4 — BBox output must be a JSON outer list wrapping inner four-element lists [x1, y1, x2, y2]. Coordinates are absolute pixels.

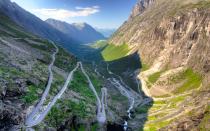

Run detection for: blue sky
[[11, 0, 137, 29]]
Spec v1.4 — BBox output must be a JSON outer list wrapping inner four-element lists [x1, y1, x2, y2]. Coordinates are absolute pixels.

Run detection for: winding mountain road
[[80, 62, 107, 124], [25, 48, 107, 127], [25, 42, 58, 127], [26, 62, 80, 127], [97, 87, 107, 124]]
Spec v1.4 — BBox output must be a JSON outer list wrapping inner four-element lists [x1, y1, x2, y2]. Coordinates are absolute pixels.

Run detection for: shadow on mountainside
[[95, 52, 153, 131]]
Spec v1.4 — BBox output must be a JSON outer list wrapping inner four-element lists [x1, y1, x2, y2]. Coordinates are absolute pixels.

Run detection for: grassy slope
[[0, 13, 53, 106], [148, 70, 166, 84], [147, 68, 202, 91], [101, 43, 130, 61], [0, 13, 33, 38], [141, 66, 204, 130], [173, 69, 202, 93]]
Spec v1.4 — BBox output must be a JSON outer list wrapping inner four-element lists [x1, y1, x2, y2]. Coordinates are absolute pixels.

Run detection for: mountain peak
[[129, 0, 155, 19], [46, 18, 67, 25], [72, 22, 89, 29], [46, 19, 89, 30], [46, 18, 57, 22]]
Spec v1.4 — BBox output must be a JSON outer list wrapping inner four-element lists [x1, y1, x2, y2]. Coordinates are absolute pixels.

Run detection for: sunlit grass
[[101, 43, 130, 61], [174, 69, 202, 94], [148, 70, 165, 84]]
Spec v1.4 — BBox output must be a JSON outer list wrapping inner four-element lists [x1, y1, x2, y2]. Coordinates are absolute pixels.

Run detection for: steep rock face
[[110, 0, 210, 80], [46, 19, 105, 44], [109, 0, 210, 130], [129, 0, 155, 20]]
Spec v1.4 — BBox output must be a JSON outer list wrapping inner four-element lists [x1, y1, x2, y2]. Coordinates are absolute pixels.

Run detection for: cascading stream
[[106, 63, 142, 130]]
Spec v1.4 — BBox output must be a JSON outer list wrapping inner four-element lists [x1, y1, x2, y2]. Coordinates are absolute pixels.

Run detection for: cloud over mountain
[[31, 6, 100, 20]]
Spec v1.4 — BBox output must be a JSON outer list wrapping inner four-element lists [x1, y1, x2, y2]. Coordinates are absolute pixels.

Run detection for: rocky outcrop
[[129, 0, 155, 20]]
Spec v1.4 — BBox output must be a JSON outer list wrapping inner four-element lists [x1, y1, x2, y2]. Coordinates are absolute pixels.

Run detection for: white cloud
[[31, 6, 100, 20]]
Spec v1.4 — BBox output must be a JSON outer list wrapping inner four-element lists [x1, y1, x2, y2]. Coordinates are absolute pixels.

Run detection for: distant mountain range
[[46, 19, 105, 44], [0, 0, 79, 47], [95, 28, 116, 38], [0, 0, 105, 57]]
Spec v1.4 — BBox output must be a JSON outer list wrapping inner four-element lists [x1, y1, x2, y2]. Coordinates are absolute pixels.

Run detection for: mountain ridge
[[46, 18, 105, 44], [0, 0, 81, 53]]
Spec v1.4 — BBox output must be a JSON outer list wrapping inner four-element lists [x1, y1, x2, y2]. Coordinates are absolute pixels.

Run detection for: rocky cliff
[[109, 0, 210, 130], [129, 0, 155, 20], [110, 0, 210, 85]]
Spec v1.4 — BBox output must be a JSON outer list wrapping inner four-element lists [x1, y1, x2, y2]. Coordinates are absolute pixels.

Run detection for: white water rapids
[[106, 63, 142, 130]]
